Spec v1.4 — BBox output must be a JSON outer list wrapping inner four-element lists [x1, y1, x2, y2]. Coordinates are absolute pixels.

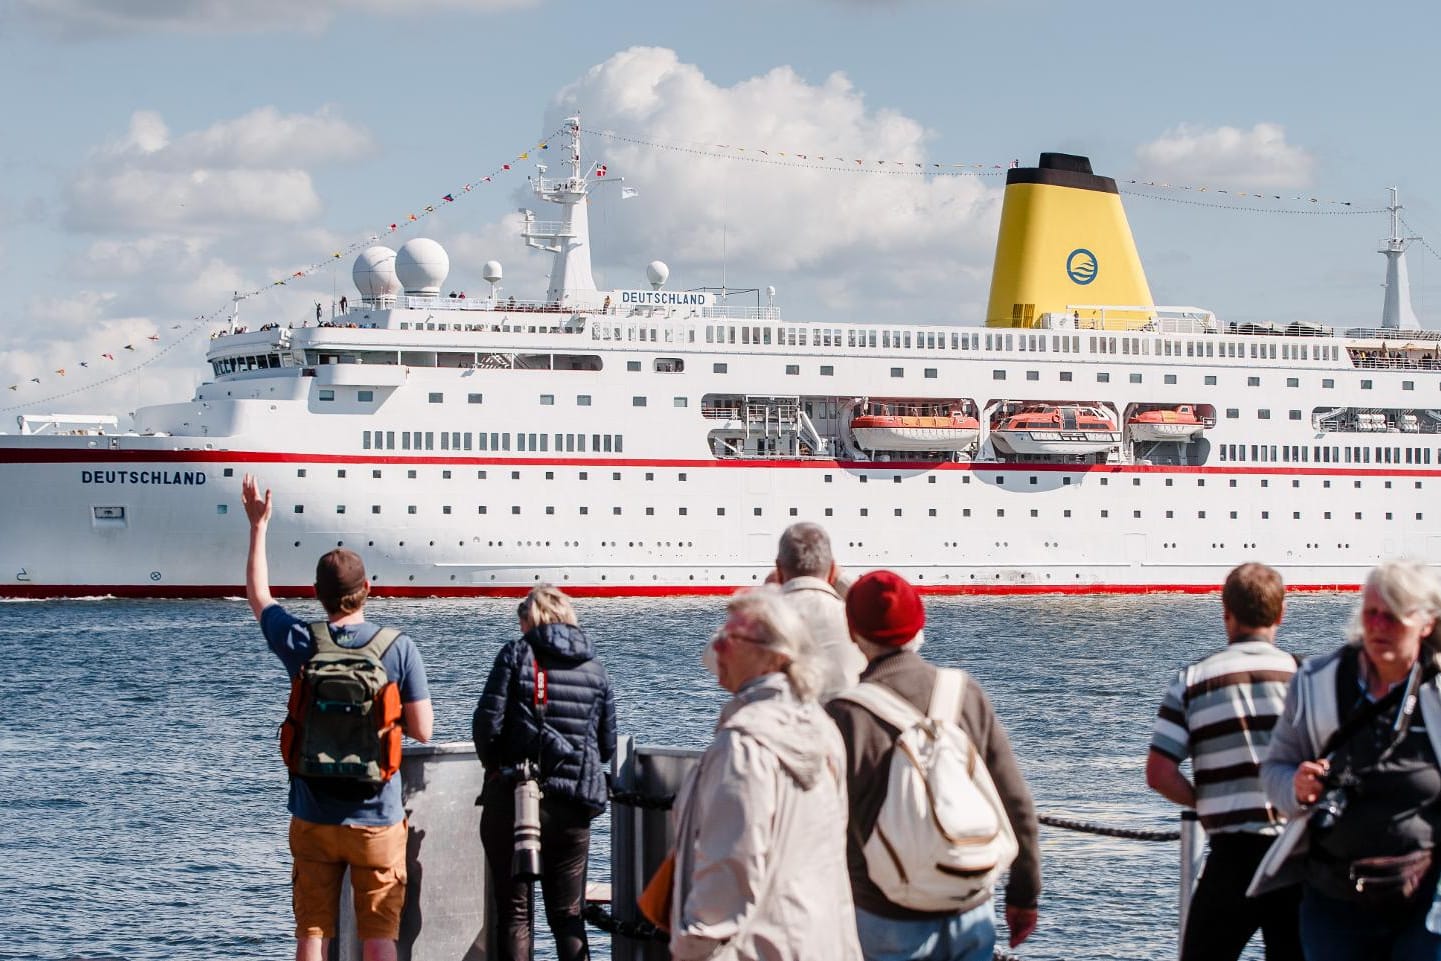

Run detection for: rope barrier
[[1037, 814, 1181, 842], [610, 786, 1180, 840], [583, 902, 670, 943], [608, 788, 677, 811]]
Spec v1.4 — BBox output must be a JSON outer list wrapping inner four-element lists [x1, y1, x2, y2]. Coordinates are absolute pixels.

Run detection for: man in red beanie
[[825, 570, 1041, 961]]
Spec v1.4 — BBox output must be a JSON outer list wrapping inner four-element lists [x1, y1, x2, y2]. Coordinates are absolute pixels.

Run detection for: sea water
[[1, 592, 1358, 960]]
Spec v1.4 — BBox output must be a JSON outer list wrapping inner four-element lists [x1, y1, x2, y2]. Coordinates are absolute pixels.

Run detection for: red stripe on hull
[[0, 582, 1362, 600], [1, 446, 1435, 479]]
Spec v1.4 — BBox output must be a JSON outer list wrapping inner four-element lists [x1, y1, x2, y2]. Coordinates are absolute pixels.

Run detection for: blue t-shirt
[[262, 604, 430, 826]]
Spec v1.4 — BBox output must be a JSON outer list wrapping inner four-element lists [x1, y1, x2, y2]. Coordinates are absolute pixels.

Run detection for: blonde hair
[[518, 584, 578, 627], [726, 585, 822, 701], [1346, 559, 1441, 659]]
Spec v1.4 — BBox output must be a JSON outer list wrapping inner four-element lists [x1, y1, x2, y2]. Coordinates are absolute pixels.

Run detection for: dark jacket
[[825, 648, 1042, 919], [472, 622, 617, 814]]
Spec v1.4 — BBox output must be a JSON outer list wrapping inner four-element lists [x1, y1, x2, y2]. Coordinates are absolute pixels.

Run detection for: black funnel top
[[1006, 151, 1116, 194], [1038, 153, 1094, 175]]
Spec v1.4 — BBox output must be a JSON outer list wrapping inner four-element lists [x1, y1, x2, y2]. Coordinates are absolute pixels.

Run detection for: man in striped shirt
[[1147, 562, 1302, 961]]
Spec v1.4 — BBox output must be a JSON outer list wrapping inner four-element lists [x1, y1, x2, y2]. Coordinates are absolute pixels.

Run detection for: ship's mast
[[521, 116, 598, 305], [1379, 186, 1421, 330]]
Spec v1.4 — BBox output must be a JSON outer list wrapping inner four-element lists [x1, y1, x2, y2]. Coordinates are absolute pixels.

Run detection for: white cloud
[[64, 107, 373, 232], [8, 0, 538, 38], [543, 48, 1000, 318], [102, 107, 375, 170], [1134, 122, 1315, 189]]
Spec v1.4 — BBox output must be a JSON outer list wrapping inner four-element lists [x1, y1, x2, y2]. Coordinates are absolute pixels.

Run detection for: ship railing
[[699, 305, 782, 321], [18, 414, 119, 436], [701, 406, 743, 420]]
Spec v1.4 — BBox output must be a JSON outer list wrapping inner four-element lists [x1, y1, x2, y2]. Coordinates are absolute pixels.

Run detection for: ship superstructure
[[3, 121, 1438, 597]]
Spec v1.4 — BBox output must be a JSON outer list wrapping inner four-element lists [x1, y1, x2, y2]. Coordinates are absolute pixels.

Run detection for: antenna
[[1379, 187, 1421, 330]]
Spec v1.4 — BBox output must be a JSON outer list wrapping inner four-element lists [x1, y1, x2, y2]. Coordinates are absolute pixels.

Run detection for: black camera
[[1308, 782, 1349, 834], [511, 759, 544, 882]]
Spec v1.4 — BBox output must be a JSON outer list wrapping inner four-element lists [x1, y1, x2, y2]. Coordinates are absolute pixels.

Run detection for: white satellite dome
[[352, 246, 400, 299], [482, 260, 503, 284], [646, 260, 669, 290], [395, 238, 450, 296]]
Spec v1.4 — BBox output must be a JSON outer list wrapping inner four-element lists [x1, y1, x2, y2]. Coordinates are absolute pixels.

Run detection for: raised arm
[[241, 474, 275, 620]]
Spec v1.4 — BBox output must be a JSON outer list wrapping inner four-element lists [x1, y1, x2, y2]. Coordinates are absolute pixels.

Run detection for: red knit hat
[[846, 570, 925, 646]]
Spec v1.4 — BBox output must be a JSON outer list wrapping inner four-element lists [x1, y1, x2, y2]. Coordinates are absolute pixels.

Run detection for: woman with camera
[[473, 585, 616, 961], [666, 586, 862, 960], [1254, 559, 1441, 959]]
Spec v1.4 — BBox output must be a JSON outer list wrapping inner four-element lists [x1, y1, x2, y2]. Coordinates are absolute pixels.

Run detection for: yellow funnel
[[985, 153, 1154, 329]]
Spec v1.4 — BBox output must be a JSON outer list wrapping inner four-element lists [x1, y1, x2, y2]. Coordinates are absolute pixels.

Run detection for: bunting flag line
[[1120, 181, 1382, 214], [1399, 214, 1441, 267], [582, 125, 1015, 178], [583, 125, 1376, 210]]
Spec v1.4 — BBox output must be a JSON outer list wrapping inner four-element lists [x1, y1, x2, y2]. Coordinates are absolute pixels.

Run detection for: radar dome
[[395, 238, 450, 296], [353, 246, 400, 298], [646, 260, 669, 290], [482, 261, 503, 284]]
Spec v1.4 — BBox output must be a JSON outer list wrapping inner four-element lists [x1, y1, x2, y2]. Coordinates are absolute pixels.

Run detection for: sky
[[2, 0, 1440, 422]]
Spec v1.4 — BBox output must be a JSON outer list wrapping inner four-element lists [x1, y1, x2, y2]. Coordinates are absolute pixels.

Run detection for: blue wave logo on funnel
[[1066, 248, 1098, 286]]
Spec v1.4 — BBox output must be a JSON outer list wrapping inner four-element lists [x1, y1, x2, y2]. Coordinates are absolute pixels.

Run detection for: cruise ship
[[3, 118, 1438, 598]]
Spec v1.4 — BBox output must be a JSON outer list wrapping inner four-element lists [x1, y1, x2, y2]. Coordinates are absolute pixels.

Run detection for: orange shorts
[[289, 817, 408, 941]]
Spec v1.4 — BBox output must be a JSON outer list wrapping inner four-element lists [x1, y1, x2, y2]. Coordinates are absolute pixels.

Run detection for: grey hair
[[519, 583, 578, 627], [1345, 559, 1441, 655], [727, 585, 823, 701], [776, 522, 833, 580]]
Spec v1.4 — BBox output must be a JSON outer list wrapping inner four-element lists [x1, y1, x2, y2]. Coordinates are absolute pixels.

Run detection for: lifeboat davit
[[851, 412, 981, 452], [1128, 404, 1207, 443], [990, 403, 1120, 456]]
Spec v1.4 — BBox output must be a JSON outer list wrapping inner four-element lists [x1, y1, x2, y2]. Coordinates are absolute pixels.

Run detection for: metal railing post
[[1177, 809, 1204, 958]]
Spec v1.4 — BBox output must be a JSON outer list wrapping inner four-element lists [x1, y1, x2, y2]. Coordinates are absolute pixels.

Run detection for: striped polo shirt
[[1150, 637, 1297, 835]]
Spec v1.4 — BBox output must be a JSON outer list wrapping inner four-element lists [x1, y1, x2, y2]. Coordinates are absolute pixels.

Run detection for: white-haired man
[[774, 522, 865, 700]]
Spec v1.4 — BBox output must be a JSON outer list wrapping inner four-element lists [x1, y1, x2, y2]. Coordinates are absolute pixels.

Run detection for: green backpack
[[280, 623, 404, 789]]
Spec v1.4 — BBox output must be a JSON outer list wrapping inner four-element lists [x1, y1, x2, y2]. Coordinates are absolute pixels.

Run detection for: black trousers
[[1181, 831, 1303, 961], [479, 778, 593, 961]]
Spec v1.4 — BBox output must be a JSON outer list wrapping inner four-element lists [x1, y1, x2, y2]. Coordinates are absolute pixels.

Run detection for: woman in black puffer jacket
[[474, 585, 616, 961]]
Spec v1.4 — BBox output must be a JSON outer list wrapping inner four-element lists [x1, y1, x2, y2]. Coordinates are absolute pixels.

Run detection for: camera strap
[[1320, 659, 1422, 761], [531, 652, 549, 767]]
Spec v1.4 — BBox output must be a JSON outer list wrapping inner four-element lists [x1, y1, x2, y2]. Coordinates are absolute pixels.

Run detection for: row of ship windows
[[217, 340, 1373, 379], [311, 371, 1423, 409], [216, 501, 1427, 523], [1219, 444, 1435, 465], [222, 465, 1425, 492], [361, 430, 626, 453], [699, 325, 1345, 365]]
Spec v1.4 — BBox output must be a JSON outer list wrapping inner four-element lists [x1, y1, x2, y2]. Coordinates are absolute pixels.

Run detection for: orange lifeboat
[[991, 403, 1120, 456], [1127, 404, 1207, 443], [851, 411, 981, 452]]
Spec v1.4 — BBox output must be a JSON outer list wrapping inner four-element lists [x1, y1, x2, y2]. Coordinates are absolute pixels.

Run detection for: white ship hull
[[3, 135, 1437, 597], [3, 324, 1437, 598]]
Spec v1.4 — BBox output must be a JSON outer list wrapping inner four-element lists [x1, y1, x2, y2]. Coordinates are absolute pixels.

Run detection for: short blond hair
[[518, 584, 578, 627]]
